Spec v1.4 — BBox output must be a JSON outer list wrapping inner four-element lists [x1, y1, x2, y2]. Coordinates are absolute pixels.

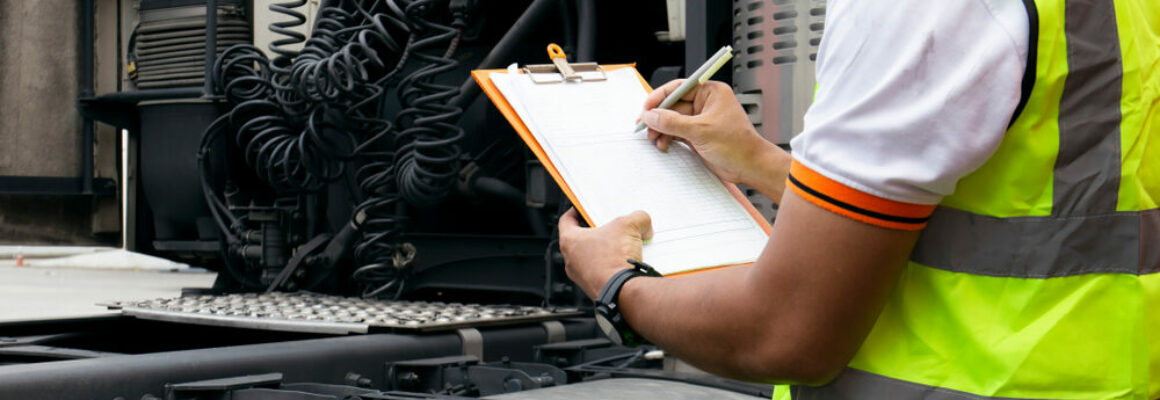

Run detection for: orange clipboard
[[471, 50, 772, 276]]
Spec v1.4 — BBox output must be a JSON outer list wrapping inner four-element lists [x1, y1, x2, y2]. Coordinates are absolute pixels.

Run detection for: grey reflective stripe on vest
[[792, 368, 1044, 400], [912, 207, 1160, 277], [1054, 0, 1123, 216]]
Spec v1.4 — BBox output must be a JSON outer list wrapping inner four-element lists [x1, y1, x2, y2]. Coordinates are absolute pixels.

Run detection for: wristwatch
[[594, 260, 659, 347]]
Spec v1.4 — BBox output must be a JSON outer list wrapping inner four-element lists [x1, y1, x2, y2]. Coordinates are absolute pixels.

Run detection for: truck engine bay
[[0, 0, 822, 398]]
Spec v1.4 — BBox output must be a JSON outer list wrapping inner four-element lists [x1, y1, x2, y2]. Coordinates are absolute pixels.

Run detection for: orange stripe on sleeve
[[788, 160, 936, 230]]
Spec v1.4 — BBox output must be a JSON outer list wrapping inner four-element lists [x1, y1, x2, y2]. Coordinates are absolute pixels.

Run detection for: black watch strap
[[597, 267, 645, 306], [595, 260, 661, 347]]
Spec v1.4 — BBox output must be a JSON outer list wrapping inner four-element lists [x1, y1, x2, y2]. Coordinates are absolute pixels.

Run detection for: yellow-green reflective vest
[[777, 0, 1160, 398]]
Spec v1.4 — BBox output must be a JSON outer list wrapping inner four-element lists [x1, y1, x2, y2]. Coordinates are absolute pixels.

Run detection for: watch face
[[595, 313, 622, 345]]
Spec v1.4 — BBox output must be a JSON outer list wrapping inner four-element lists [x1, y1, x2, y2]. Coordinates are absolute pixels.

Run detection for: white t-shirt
[[788, 0, 1029, 227]]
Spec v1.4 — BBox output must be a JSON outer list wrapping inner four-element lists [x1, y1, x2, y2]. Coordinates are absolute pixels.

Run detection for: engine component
[[132, 0, 251, 88], [731, 0, 824, 144], [394, 0, 467, 206], [385, 355, 568, 396], [202, 0, 477, 296], [105, 292, 583, 334]]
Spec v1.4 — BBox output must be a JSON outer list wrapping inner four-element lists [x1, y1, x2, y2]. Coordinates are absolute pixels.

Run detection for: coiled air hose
[[394, 0, 465, 205], [267, 0, 307, 65], [202, 0, 465, 297]]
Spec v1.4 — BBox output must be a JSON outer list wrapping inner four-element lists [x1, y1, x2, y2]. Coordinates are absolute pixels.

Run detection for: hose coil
[[203, 0, 466, 297]]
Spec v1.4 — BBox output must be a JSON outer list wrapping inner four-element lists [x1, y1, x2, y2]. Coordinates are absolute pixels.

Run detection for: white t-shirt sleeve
[[789, 0, 1029, 206]]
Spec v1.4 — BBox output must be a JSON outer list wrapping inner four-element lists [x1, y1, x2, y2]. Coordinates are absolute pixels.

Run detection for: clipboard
[[472, 45, 772, 276]]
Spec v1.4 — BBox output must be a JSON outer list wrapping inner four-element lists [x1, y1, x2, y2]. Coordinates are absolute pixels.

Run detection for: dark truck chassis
[[0, 316, 772, 399]]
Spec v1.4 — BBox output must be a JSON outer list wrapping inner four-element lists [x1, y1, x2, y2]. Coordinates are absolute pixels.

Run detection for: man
[[558, 0, 1159, 398]]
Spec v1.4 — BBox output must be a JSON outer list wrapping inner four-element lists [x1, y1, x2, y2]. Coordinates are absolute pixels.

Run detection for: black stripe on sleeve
[[788, 173, 932, 225]]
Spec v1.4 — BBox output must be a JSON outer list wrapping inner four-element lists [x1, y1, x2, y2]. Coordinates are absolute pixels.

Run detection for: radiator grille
[[105, 292, 583, 334]]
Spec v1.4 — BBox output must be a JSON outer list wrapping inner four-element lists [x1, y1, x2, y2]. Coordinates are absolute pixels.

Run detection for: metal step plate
[[104, 293, 583, 335]]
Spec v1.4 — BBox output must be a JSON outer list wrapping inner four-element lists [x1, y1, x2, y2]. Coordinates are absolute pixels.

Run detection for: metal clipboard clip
[[522, 43, 607, 84]]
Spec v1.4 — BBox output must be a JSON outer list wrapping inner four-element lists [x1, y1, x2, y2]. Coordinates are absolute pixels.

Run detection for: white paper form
[[491, 68, 768, 275]]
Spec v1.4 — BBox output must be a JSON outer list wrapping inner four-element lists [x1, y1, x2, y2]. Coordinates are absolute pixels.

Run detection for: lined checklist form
[[489, 67, 769, 275]]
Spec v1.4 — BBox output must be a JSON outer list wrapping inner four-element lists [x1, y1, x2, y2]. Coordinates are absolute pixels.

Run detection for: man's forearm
[[617, 266, 789, 382], [616, 261, 851, 385], [613, 192, 919, 385]]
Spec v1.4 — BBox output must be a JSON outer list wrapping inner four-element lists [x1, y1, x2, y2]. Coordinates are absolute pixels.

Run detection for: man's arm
[[563, 79, 919, 382], [622, 190, 918, 383], [559, 189, 919, 384]]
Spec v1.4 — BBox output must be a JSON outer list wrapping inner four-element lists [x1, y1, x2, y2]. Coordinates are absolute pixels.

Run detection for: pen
[[634, 45, 734, 132]]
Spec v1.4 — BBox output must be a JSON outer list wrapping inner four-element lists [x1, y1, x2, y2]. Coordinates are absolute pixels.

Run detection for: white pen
[[634, 45, 734, 132]]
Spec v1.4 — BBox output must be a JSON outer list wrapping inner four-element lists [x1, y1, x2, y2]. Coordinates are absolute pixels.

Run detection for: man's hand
[[641, 80, 790, 201], [557, 208, 654, 299]]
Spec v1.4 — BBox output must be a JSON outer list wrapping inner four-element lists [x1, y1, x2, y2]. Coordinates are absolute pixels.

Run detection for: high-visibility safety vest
[[775, 0, 1160, 398]]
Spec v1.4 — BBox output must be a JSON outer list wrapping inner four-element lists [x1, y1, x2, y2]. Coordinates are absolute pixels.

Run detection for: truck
[[0, 1, 820, 398]]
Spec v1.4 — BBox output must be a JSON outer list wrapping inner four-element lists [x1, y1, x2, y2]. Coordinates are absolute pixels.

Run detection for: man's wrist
[[617, 275, 644, 312], [586, 263, 619, 297], [613, 272, 656, 341], [594, 267, 652, 346], [741, 140, 791, 202]]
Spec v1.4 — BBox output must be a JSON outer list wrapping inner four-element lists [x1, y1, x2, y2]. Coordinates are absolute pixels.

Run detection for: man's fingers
[[638, 101, 694, 143], [557, 207, 583, 236], [643, 79, 703, 110], [642, 108, 699, 141], [641, 100, 694, 119], [622, 210, 654, 241], [672, 101, 695, 116], [657, 135, 672, 152], [647, 129, 675, 153], [610, 210, 654, 241]]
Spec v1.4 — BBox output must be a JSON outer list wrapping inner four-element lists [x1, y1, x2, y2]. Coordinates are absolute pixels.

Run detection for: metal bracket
[[457, 328, 484, 360], [541, 321, 566, 344], [166, 373, 283, 396]]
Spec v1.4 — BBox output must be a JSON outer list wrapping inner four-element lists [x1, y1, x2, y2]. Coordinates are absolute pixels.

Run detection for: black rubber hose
[[393, 0, 466, 206], [472, 176, 524, 205], [558, 0, 576, 55], [268, 0, 308, 66], [204, 0, 410, 291], [576, 0, 596, 62], [209, 0, 406, 193], [450, 0, 557, 111]]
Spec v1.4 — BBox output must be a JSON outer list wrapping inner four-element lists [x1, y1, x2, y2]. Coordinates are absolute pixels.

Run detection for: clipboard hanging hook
[[546, 44, 578, 80], [522, 42, 607, 84], [547, 43, 567, 60]]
